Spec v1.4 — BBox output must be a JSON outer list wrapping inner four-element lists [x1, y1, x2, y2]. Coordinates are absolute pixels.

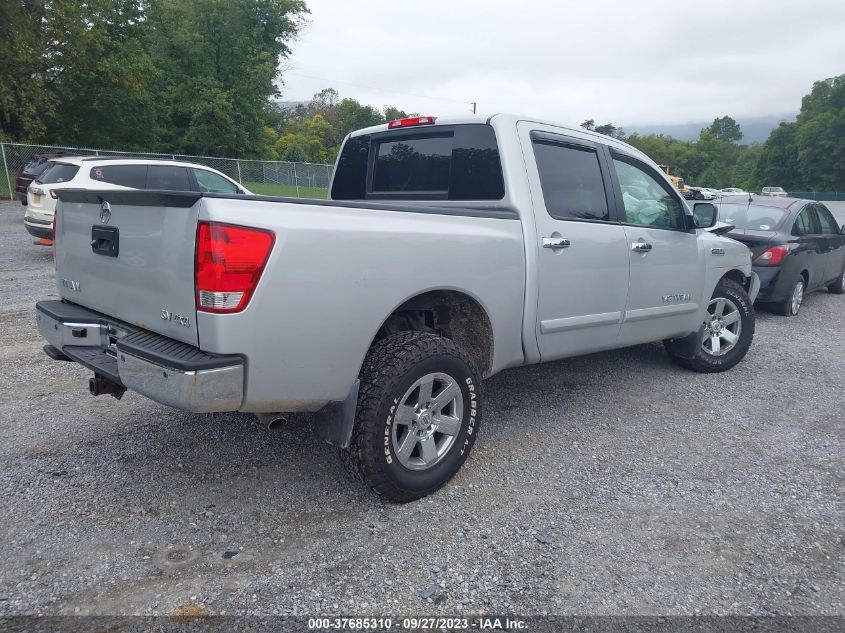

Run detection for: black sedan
[[715, 196, 845, 316]]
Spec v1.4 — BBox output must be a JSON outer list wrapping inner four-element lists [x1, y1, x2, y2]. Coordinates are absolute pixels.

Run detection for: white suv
[[24, 157, 250, 240]]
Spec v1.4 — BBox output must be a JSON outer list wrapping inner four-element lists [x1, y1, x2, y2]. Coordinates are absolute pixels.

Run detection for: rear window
[[331, 124, 504, 200], [718, 203, 787, 231], [90, 165, 147, 188], [146, 165, 191, 191], [36, 164, 79, 184], [22, 159, 49, 175]]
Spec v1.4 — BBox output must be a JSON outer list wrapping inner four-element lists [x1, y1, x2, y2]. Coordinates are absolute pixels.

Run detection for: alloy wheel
[[702, 297, 742, 356], [391, 372, 463, 471], [791, 280, 805, 315]]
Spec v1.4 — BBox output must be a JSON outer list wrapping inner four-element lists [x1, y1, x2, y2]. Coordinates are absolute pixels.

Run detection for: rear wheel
[[774, 276, 805, 316], [827, 266, 845, 295], [666, 278, 755, 373], [341, 331, 481, 502]]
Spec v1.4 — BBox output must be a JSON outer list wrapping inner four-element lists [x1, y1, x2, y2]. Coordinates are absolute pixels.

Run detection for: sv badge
[[161, 309, 190, 327]]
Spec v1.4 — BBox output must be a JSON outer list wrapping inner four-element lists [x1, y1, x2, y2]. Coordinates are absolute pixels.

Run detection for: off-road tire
[[667, 278, 755, 373], [827, 266, 845, 295], [340, 331, 482, 502]]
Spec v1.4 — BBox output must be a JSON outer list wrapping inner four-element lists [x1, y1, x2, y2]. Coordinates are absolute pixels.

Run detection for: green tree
[[793, 76, 845, 190], [706, 116, 743, 143], [383, 106, 410, 121], [753, 122, 803, 190], [0, 1, 55, 141], [48, 0, 159, 149], [146, 0, 308, 156]]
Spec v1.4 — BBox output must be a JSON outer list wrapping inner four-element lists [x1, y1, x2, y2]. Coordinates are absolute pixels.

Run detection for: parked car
[[24, 157, 249, 239], [761, 186, 788, 197], [717, 197, 845, 315], [13, 153, 75, 204], [685, 186, 716, 201], [37, 114, 759, 502], [702, 188, 722, 198], [721, 187, 748, 196]]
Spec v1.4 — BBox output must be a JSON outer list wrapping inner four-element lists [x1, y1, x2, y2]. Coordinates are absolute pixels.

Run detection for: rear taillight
[[195, 221, 275, 314], [754, 245, 789, 266], [387, 116, 437, 129]]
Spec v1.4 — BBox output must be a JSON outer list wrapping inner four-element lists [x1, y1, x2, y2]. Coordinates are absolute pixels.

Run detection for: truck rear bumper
[[36, 300, 244, 413]]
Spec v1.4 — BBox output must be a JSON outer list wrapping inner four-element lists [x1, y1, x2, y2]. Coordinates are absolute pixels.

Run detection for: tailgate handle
[[91, 226, 119, 257]]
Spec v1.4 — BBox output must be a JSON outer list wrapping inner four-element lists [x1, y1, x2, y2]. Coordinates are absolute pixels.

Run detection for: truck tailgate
[[55, 190, 201, 346]]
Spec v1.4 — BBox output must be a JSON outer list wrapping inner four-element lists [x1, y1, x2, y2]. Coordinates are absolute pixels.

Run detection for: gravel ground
[[0, 199, 842, 618]]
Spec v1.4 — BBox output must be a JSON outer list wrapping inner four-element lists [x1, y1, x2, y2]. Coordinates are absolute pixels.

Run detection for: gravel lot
[[0, 199, 842, 618]]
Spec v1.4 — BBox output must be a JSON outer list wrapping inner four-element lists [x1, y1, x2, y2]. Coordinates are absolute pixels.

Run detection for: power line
[[282, 70, 475, 108]]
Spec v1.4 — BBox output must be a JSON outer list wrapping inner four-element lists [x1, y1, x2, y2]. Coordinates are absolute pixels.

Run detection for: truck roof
[[348, 113, 654, 165]]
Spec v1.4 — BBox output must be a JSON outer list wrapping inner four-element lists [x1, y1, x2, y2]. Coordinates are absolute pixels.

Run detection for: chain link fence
[[0, 142, 333, 201], [788, 192, 845, 202]]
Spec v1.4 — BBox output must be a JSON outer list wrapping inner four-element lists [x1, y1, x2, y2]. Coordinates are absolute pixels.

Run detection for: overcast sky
[[278, 0, 845, 126]]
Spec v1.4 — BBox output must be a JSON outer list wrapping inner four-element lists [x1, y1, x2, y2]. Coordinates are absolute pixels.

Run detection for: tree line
[[0, 0, 414, 163], [584, 75, 845, 192], [0, 0, 310, 158]]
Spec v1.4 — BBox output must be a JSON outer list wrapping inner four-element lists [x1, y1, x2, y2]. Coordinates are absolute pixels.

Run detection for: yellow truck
[[658, 164, 689, 196]]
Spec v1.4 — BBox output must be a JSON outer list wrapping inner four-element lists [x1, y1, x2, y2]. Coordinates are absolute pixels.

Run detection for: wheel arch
[[720, 268, 753, 293], [366, 288, 495, 377]]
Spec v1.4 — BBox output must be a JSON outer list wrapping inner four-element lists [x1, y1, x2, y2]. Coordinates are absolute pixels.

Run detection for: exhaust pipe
[[254, 412, 287, 431]]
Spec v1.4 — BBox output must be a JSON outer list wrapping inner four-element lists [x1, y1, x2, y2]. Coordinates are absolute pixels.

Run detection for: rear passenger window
[[792, 208, 815, 236], [532, 141, 609, 221], [815, 205, 838, 235], [146, 166, 191, 191], [90, 165, 147, 188]]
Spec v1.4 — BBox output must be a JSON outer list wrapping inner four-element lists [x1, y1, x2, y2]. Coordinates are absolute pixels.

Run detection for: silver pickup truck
[[37, 114, 760, 501]]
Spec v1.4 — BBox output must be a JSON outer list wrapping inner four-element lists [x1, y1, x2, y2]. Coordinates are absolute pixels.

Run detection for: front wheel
[[666, 278, 755, 373], [341, 332, 481, 502]]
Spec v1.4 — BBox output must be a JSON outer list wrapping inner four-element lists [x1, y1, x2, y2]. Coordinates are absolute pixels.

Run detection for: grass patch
[[243, 182, 328, 199]]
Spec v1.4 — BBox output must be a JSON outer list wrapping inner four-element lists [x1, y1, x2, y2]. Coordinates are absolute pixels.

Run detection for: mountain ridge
[[624, 114, 796, 144]]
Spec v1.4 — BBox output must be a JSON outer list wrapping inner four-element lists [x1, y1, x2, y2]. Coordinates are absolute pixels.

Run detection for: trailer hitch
[[89, 373, 126, 400]]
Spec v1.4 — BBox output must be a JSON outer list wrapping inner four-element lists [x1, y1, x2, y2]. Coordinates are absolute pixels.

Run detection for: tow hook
[[89, 373, 127, 400]]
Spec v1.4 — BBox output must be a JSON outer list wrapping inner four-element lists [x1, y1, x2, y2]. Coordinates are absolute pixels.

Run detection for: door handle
[[631, 242, 652, 253], [542, 237, 570, 250]]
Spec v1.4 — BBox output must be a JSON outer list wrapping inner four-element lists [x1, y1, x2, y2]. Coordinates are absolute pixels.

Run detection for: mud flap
[[665, 324, 705, 359], [314, 379, 360, 448]]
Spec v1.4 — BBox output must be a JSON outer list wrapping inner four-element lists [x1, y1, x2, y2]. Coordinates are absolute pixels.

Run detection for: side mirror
[[692, 202, 718, 229], [841, 225, 845, 235]]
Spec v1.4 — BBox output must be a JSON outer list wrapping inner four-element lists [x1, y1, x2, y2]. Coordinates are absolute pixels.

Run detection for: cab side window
[[532, 141, 609, 221], [193, 169, 239, 194], [792, 207, 816, 236], [815, 204, 839, 235], [612, 156, 686, 230]]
